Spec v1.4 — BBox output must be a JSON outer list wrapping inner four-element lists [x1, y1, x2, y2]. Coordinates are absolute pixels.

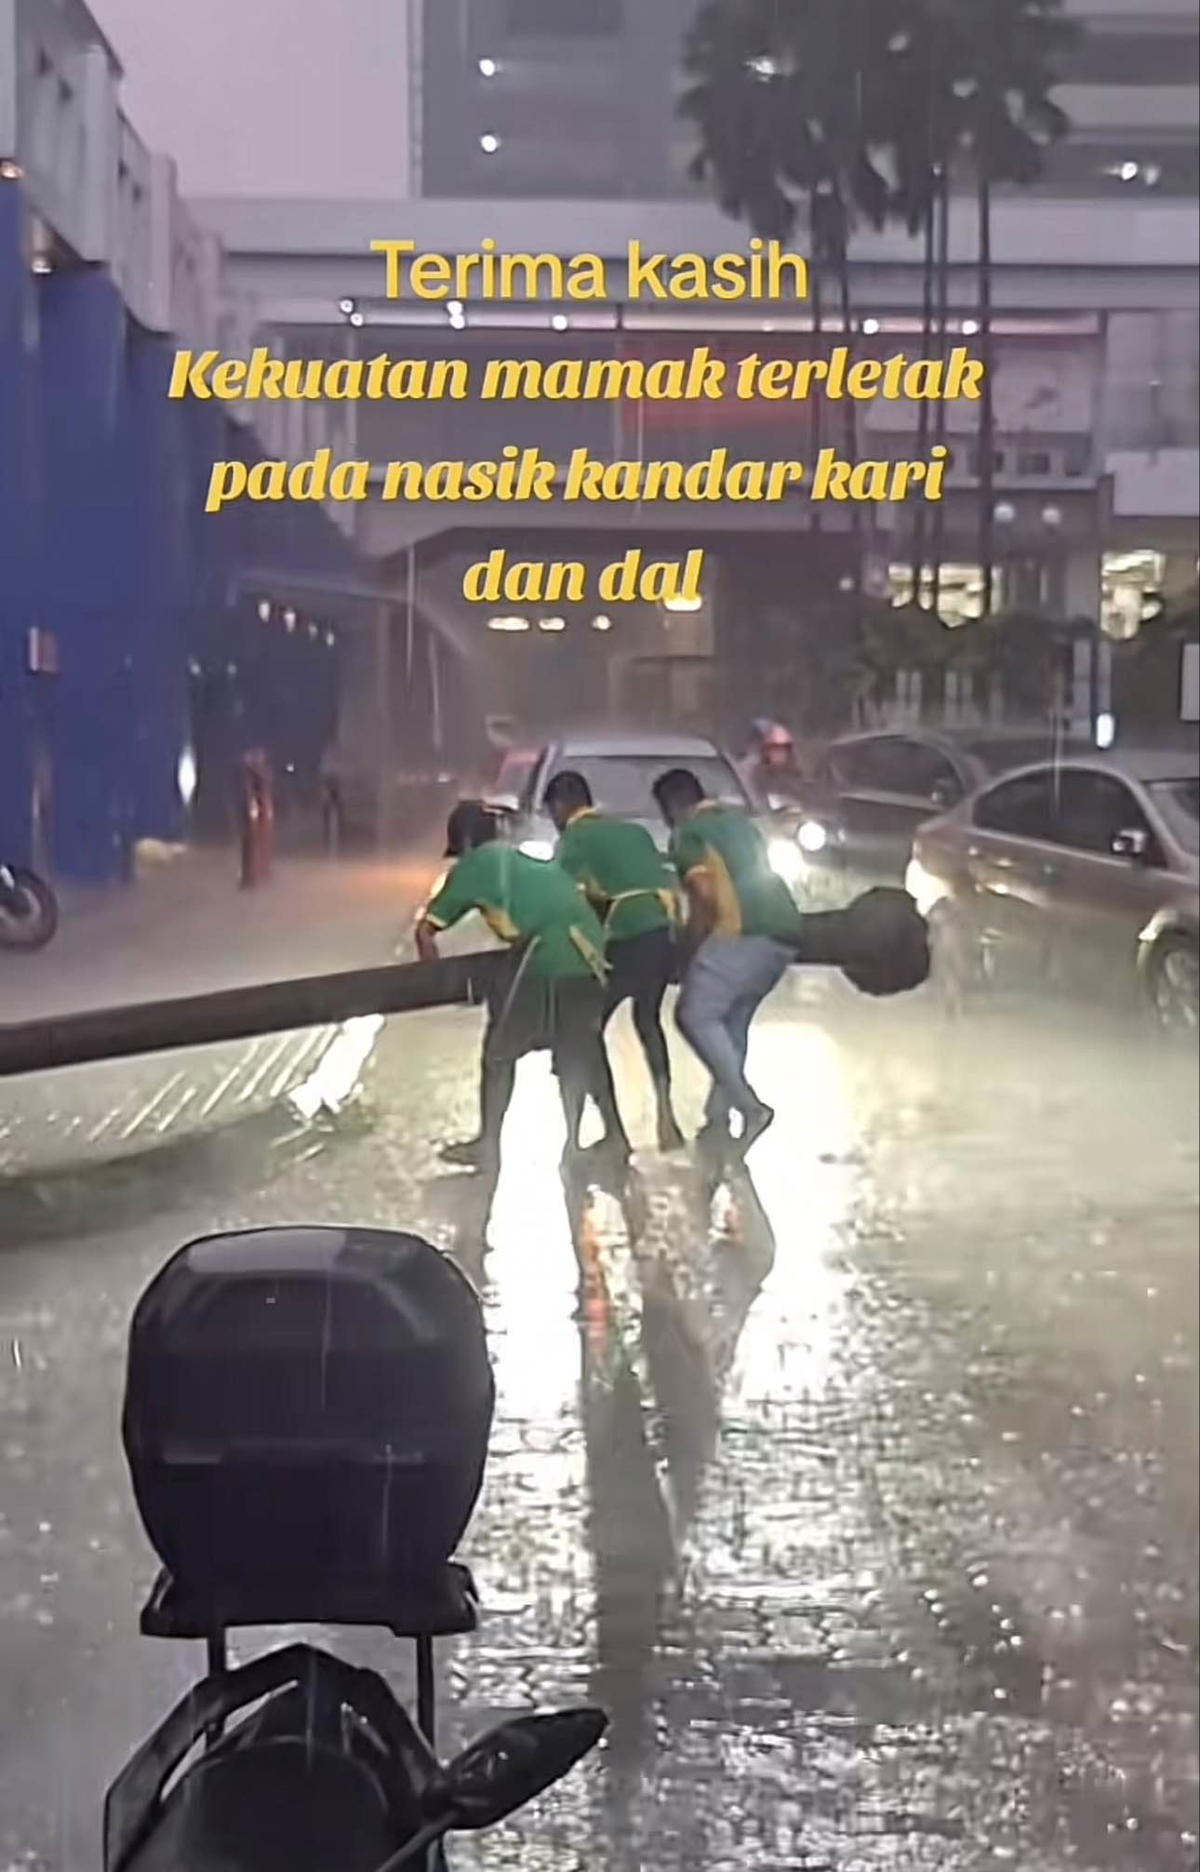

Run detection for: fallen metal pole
[[0, 952, 507, 1080], [0, 900, 925, 1081]]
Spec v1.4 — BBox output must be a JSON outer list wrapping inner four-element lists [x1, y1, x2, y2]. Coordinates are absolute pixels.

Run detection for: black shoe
[[738, 1101, 775, 1156], [439, 1136, 495, 1172]]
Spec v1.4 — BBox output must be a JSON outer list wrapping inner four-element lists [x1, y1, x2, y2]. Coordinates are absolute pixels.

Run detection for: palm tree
[[680, 0, 1076, 635], [680, 0, 896, 503], [908, 0, 1076, 614]]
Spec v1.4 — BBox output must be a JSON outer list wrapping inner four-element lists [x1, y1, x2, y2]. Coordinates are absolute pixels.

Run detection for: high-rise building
[[417, 0, 697, 199], [417, 0, 1198, 205]]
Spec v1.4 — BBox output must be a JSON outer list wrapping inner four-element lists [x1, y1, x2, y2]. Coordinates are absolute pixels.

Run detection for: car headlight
[[904, 855, 945, 918], [768, 838, 805, 886], [519, 838, 555, 861], [795, 818, 829, 855]]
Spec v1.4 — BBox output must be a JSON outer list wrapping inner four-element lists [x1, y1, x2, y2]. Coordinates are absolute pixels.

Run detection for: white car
[[485, 730, 805, 888]]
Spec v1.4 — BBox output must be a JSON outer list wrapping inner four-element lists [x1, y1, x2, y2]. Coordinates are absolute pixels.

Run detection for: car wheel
[[1146, 934, 1199, 1037]]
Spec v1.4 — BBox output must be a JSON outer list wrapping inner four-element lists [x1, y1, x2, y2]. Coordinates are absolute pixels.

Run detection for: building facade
[[417, 0, 1199, 205], [0, 0, 369, 882], [402, 0, 1199, 721]]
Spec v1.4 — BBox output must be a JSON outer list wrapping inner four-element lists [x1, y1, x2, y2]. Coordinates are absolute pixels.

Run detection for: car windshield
[[961, 735, 1085, 776], [1149, 777, 1200, 853], [495, 753, 536, 797], [542, 753, 748, 817]]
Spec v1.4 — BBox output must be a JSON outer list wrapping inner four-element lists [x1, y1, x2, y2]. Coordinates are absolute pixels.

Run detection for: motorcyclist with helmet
[[742, 719, 808, 811]]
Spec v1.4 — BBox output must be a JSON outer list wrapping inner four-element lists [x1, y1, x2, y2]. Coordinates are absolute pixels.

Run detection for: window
[[1017, 448, 1053, 476], [827, 737, 962, 803], [1056, 770, 1156, 858], [541, 754, 746, 817], [974, 769, 1061, 841], [506, 0, 623, 35], [1149, 778, 1199, 856]]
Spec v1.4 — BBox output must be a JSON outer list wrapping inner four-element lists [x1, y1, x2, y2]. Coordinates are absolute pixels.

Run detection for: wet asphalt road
[[0, 973, 1197, 1871]]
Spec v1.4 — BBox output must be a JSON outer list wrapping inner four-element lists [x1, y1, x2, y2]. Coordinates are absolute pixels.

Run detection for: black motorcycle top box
[[123, 1227, 495, 1599]]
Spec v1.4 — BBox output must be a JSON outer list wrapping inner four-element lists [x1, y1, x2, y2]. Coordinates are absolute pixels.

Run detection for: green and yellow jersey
[[669, 802, 803, 943], [424, 843, 607, 980], [554, 807, 677, 943]]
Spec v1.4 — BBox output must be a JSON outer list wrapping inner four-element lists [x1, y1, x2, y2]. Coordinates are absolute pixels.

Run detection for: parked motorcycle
[[105, 1223, 606, 1871], [0, 862, 58, 950]]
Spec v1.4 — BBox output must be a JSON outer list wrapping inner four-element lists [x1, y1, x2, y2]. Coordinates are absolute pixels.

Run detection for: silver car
[[907, 748, 1200, 1030], [487, 730, 805, 887]]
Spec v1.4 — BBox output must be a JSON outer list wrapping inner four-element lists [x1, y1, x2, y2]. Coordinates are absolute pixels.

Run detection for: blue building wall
[[0, 178, 357, 884], [0, 183, 42, 868]]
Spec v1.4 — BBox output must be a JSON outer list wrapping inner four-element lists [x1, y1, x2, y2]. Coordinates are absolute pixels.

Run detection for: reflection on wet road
[[1, 978, 1196, 1870]]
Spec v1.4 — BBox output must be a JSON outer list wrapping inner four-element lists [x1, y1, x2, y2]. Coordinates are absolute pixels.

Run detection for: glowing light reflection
[[287, 1015, 383, 1120], [727, 1022, 857, 1404]]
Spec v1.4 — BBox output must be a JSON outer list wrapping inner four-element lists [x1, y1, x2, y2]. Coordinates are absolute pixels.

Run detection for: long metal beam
[[0, 905, 920, 1080], [0, 953, 505, 1080]]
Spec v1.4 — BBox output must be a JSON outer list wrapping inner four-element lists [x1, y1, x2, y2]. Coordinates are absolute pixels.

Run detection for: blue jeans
[[676, 935, 792, 1125]]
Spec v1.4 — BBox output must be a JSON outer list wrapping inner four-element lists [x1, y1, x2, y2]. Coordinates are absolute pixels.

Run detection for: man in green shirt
[[653, 766, 803, 1156], [415, 799, 630, 1171], [545, 770, 685, 1153]]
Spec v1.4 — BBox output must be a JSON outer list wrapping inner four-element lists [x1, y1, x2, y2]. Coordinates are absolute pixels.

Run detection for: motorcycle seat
[[140, 1560, 481, 1643]]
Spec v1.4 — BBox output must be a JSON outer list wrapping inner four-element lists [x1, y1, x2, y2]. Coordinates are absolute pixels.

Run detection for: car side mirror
[[483, 793, 519, 817], [1112, 827, 1150, 863]]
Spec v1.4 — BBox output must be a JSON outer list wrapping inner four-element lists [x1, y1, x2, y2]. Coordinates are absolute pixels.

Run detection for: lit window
[[888, 563, 1003, 625], [1101, 549, 1166, 640]]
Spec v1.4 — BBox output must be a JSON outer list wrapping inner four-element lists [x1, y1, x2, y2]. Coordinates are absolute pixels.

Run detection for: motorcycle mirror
[[436, 1708, 607, 1831]]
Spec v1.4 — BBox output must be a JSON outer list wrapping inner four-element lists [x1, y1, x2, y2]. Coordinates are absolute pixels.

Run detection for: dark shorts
[[486, 962, 605, 1068], [604, 925, 677, 1011]]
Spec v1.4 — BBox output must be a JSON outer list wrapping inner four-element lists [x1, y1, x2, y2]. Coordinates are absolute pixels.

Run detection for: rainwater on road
[[0, 974, 1196, 1870]]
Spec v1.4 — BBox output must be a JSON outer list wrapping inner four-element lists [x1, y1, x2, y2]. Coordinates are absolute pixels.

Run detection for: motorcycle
[[104, 1223, 606, 1871], [0, 861, 58, 950]]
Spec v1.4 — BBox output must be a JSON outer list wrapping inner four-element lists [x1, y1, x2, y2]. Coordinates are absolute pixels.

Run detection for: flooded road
[[1, 975, 1196, 1869]]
